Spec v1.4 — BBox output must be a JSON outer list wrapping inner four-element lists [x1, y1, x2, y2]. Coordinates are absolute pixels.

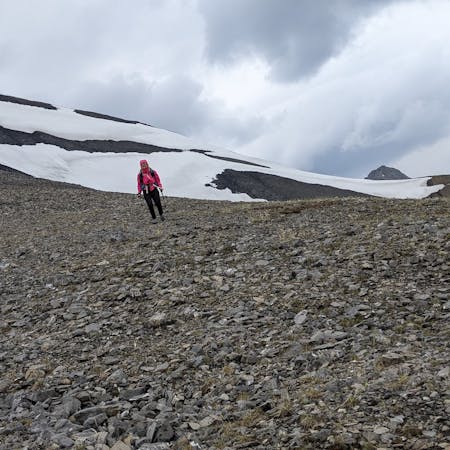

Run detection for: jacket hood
[[140, 159, 150, 172]]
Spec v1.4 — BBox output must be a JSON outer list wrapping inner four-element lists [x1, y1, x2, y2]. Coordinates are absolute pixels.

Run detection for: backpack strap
[[140, 170, 156, 187]]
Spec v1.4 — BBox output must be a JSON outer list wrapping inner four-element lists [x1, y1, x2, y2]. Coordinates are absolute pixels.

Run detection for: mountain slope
[[0, 94, 445, 200], [366, 165, 410, 180], [1, 168, 449, 448]]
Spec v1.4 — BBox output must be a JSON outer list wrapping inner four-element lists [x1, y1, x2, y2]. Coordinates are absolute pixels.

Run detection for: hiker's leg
[[151, 189, 163, 216], [144, 191, 156, 219]]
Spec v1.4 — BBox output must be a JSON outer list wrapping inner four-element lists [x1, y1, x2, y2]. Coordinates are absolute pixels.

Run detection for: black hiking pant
[[143, 188, 163, 219]]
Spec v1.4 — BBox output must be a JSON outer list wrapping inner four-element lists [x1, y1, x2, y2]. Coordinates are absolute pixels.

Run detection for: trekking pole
[[155, 185, 168, 213]]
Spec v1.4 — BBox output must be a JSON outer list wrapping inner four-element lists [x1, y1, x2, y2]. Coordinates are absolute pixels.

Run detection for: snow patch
[[0, 99, 443, 200]]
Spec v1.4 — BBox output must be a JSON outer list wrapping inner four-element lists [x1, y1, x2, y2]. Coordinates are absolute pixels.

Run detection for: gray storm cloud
[[239, 0, 450, 177], [0, 0, 449, 178], [198, 0, 396, 81], [66, 74, 266, 149]]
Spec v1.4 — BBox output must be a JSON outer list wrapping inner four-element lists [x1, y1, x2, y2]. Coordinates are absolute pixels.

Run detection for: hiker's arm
[[137, 173, 142, 195], [154, 171, 162, 190]]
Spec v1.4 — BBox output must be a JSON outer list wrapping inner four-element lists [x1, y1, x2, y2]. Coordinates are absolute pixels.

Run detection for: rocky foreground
[[0, 170, 449, 450]]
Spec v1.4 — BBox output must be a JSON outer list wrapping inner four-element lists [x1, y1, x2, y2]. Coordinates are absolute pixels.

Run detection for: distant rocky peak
[[365, 165, 410, 180]]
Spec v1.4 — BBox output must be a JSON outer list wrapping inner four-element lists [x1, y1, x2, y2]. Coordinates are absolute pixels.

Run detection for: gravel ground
[[1, 170, 449, 450]]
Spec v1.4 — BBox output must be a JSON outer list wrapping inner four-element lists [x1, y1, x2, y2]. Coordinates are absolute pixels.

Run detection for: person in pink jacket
[[137, 159, 165, 223]]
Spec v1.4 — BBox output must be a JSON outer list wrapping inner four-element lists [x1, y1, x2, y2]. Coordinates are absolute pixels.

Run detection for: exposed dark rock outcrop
[[0, 125, 183, 154], [366, 165, 410, 180], [0, 164, 31, 176], [211, 169, 369, 200], [191, 150, 269, 168], [427, 174, 450, 198], [74, 109, 150, 126], [0, 127, 269, 171], [0, 94, 57, 110]]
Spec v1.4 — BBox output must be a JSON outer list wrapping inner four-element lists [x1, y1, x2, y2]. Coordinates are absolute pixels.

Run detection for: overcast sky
[[1, 0, 449, 177]]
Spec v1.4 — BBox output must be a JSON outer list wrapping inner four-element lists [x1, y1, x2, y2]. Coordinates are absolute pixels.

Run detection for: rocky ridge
[[365, 166, 410, 181], [211, 170, 369, 201], [0, 170, 449, 449], [429, 176, 450, 199]]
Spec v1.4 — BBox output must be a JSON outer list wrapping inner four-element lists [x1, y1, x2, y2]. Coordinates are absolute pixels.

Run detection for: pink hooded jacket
[[137, 159, 162, 194]]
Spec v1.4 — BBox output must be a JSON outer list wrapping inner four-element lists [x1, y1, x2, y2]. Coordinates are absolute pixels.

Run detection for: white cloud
[[0, 0, 203, 99], [198, 0, 396, 80], [0, 0, 449, 178], [238, 0, 450, 177], [392, 136, 450, 178]]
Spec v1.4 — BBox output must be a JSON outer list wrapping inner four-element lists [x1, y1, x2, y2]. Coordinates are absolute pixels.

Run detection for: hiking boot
[[152, 218, 158, 224], [160, 215, 165, 222]]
